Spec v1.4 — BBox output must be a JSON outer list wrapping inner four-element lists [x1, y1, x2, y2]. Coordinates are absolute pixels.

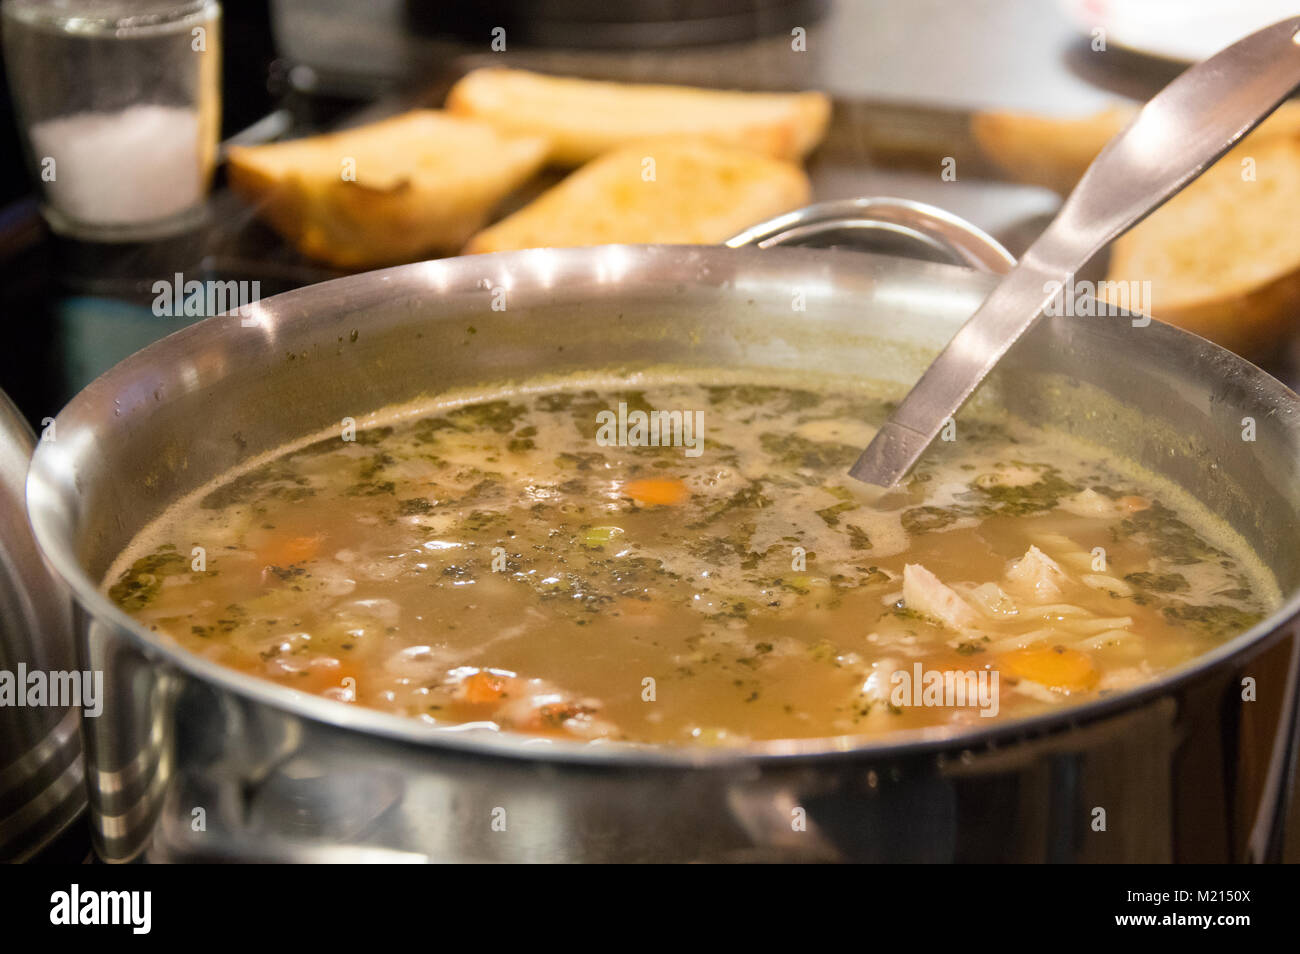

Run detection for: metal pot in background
[[0, 391, 84, 861], [24, 200, 1300, 862], [404, 0, 828, 48]]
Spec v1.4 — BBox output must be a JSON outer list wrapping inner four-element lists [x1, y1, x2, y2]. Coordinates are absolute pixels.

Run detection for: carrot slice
[[461, 670, 511, 704], [1001, 646, 1099, 693], [258, 533, 322, 567], [623, 478, 688, 506]]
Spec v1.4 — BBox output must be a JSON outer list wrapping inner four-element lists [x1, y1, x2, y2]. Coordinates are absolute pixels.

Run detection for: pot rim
[[26, 244, 1300, 768]]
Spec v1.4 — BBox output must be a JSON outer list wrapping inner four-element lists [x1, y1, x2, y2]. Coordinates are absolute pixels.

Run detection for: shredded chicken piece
[[903, 563, 980, 629], [860, 656, 902, 709], [1058, 488, 1119, 518], [1006, 545, 1068, 602], [963, 581, 1019, 618]]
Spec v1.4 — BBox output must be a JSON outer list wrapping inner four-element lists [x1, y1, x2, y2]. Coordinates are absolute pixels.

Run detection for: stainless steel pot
[[25, 199, 1300, 862], [0, 391, 84, 861]]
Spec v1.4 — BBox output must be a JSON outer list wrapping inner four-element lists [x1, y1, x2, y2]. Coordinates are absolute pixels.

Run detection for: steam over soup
[[105, 372, 1278, 745]]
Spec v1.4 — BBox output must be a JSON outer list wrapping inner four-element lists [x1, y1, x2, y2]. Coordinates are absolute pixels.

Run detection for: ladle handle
[[851, 15, 1300, 487]]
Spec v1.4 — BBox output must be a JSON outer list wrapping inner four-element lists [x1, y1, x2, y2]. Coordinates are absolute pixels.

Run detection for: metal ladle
[[851, 15, 1300, 486]]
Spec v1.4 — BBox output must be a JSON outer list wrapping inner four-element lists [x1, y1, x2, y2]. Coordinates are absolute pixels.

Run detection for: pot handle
[[1247, 632, 1300, 863], [725, 197, 1016, 275]]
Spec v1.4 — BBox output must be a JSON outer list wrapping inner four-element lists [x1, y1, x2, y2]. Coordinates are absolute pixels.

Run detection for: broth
[[104, 371, 1279, 745]]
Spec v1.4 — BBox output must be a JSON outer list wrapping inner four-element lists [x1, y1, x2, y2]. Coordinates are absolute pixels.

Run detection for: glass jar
[[2, 0, 222, 241]]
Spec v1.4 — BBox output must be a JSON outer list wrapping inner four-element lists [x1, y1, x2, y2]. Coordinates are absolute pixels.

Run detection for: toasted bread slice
[[446, 68, 830, 166], [972, 101, 1300, 196], [463, 138, 811, 254], [1103, 134, 1300, 356], [226, 111, 549, 268], [971, 106, 1135, 195]]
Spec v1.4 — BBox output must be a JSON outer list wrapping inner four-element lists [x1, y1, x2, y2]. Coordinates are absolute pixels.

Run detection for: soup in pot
[[104, 371, 1278, 745]]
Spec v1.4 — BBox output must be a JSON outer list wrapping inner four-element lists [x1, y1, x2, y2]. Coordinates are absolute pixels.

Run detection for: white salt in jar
[[2, 0, 221, 241]]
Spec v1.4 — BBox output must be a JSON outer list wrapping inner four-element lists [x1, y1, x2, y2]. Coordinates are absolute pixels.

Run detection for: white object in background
[[31, 104, 204, 227], [1058, 0, 1300, 62]]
